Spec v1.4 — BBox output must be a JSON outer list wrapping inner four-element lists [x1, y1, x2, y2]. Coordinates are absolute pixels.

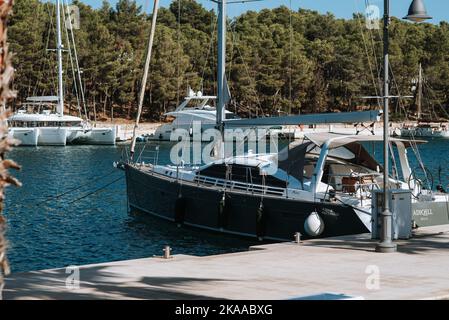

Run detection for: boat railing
[[194, 174, 285, 197], [136, 143, 160, 167]]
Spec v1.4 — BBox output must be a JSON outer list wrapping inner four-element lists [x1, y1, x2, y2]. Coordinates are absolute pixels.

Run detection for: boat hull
[[151, 124, 283, 142], [87, 127, 116, 145], [9, 128, 39, 146], [67, 127, 116, 145], [9, 126, 116, 146], [151, 123, 216, 142], [124, 164, 369, 241], [37, 127, 67, 146], [412, 199, 449, 227], [401, 128, 449, 138]]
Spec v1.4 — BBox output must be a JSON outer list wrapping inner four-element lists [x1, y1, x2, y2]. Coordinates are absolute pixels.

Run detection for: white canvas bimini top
[[26, 96, 59, 102], [8, 112, 83, 122]]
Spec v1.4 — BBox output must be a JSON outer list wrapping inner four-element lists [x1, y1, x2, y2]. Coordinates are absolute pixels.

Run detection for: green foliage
[[7, 0, 449, 120], [9, 0, 49, 97]]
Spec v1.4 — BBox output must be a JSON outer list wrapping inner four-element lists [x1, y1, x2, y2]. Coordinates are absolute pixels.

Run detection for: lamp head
[[404, 0, 432, 23]]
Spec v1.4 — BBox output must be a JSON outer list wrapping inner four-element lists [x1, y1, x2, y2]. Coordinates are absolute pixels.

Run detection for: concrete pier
[[4, 225, 449, 300]]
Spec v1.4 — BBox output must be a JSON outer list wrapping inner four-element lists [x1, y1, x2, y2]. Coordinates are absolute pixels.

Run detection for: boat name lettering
[[413, 208, 433, 217]]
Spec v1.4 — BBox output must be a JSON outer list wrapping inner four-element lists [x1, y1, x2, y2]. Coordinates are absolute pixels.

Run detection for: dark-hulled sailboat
[[121, 0, 449, 241]]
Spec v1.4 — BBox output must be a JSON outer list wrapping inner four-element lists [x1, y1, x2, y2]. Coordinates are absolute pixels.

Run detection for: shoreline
[[94, 121, 406, 142]]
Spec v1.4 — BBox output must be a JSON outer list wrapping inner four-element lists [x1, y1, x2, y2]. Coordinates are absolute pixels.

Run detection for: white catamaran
[[7, 0, 116, 146]]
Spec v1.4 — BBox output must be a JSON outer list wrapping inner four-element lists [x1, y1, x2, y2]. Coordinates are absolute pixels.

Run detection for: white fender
[[304, 211, 324, 237]]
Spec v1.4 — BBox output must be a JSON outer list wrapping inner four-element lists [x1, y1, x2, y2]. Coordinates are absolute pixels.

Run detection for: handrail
[[136, 144, 160, 168], [193, 174, 285, 196]]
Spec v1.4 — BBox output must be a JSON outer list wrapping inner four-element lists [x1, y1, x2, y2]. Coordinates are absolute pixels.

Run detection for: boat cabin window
[[302, 160, 316, 179], [8, 121, 33, 127], [64, 121, 82, 127], [164, 115, 175, 122], [322, 160, 375, 191], [8, 120, 82, 127], [198, 164, 286, 188], [186, 99, 211, 109]]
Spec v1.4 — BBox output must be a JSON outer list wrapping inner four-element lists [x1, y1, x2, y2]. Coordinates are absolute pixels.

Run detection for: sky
[[81, 0, 448, 24]]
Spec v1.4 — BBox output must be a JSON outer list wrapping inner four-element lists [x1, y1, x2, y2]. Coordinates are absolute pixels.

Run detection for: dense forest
[[7, 0, 449, 121]]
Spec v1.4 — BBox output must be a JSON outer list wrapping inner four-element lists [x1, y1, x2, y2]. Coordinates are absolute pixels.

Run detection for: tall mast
[[216, 0, 227, 157], [417, 63, 423, 120], [56, 0, 64, 116], [130, 0, 159, 160]]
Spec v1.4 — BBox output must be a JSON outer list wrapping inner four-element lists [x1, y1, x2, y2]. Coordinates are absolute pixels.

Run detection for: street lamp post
[[375, 0, 432, 253], [375, 0, 396, 253]]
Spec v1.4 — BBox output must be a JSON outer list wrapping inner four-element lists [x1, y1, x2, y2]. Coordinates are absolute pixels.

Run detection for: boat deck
[[4, 224, 449, 300]]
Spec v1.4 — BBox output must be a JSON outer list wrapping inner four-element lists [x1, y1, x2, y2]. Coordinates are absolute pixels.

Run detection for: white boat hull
[[85, 127, 116, 145], [37, 127, 67, 146], [67, 127, 116, 145], [9, 128, 39, 146], [8, 126, 116, 146], [11, 127, 68, 146], [151, 123, 216, 141], [151, 123, 276, 141], [400, 128, 449, 138]]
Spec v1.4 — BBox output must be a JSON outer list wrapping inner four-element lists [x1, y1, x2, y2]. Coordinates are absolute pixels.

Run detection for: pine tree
[[5, 1, 449, 120]]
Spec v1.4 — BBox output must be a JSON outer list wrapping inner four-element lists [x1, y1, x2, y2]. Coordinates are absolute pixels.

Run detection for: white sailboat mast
[[417, 63, 423, 120], [56, 0, 64, 116], [214, 0, 227, 159], [130, 0, 159, 159]]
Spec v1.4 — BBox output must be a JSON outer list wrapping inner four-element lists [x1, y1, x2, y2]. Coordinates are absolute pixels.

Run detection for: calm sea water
[[3, 138, 449, 273], [4, 142, 257, 273]]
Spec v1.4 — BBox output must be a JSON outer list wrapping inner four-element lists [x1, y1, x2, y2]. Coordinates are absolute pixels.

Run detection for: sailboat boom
[[223, 110, 382, 127]]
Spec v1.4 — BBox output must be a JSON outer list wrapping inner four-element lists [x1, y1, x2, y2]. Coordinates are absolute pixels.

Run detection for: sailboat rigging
[[400, 63, 449, 138]]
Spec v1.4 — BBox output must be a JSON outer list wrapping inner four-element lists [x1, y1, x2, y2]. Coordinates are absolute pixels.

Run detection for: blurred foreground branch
[[0, 0, 21, 300]]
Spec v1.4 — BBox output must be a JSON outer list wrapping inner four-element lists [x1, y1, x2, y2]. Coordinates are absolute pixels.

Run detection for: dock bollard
[[294, 232, 301, 244], [163, 246, 172, 259]]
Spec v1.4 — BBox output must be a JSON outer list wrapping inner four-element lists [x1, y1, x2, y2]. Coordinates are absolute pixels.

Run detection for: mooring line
[[5, 169, 123, 211], [64, 176, 124, 205], [35, 169, 120, 206]]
